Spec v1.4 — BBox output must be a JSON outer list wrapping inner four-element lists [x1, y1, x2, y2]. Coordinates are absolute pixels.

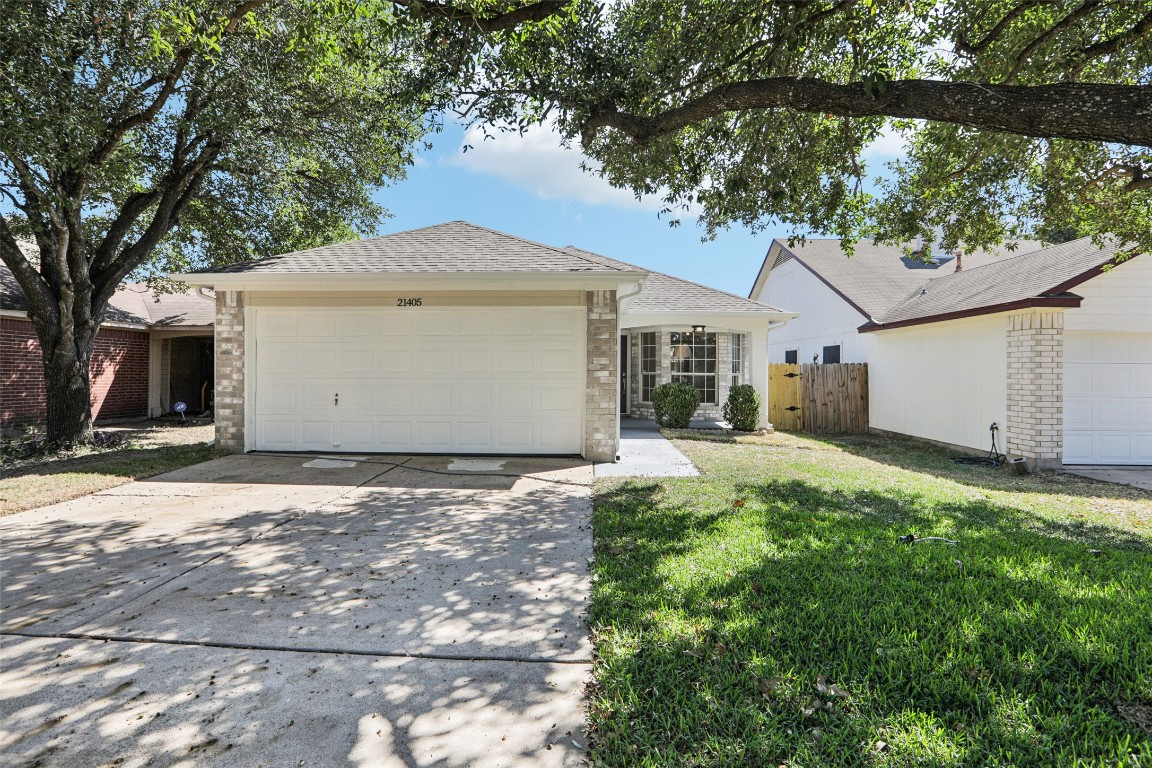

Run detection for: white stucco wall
[[868, 314, 1008, 454], [758, 260, 871, 363], [1064, 255, 1152, 334]]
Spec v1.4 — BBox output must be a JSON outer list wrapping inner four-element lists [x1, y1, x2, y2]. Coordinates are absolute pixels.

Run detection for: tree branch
[[956, 0, 1045, 56], [578, 78, 1152, 150], [1079, 7, 1152, 60], [392, 0, 570, 32], [1004, 0, 1103, 82], [0, 216, 54, 317]]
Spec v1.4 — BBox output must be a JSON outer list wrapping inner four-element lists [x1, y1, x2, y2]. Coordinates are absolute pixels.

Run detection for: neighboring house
[[750, 237, 1152, 467], [1, 264, 216, 432], [178, 221, 795, 461]]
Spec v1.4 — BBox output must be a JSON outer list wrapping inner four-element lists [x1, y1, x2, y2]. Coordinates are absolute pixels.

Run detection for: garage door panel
[[457, 422, 493, 448], [454, 347, 492, 374], [260, 312, 298, 338], [411, 385, 452, 415], [453, 384, 493, 414], [300, 421, 334, 447], [301, 382, 333, 409], [254, 307, 585, 454], [298, 315, 335, 337], [259, 420, 298, 448], [1063, 331, 1152, 465]]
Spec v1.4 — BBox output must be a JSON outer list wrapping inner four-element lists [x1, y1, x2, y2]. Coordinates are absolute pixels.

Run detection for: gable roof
[[194, 221, 637, 275], [752, 237, 1045, 320], [865, 237, 1129, 330], [1, 264, 214, 328], [564, 246, 791, 314]]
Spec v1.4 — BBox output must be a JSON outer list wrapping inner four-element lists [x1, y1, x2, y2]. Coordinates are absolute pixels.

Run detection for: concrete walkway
[[1, 454, 593, 767], [1063, 465, 1152, 491], [595, 419, 700, 478]]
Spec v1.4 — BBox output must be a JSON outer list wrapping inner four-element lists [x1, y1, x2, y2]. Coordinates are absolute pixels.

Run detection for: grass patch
[[0, 442, 219, 515], [589, 432, 1151, 766]]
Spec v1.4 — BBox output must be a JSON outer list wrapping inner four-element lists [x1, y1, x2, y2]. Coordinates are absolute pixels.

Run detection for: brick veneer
[[1, 316, 149, 431], [1006, 309, 1065, 469], [584, 290, 619, 461], [214, 291, 246, 452]]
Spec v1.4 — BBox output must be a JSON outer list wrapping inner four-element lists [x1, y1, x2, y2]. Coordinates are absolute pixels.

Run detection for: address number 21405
[[396, 298, 423, 307]]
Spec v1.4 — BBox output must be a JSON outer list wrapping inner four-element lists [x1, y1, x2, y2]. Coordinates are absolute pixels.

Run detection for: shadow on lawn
[[589, 479, 1152, 767], [809, 432, 1151, 503]]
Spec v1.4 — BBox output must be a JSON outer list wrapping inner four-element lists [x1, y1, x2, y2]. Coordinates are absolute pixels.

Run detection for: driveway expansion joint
[[0, 630, 594, 665]]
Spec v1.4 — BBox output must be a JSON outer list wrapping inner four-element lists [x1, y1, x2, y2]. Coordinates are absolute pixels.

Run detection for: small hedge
[[652, 382, 701, 428], [723, 384, 762, 432]]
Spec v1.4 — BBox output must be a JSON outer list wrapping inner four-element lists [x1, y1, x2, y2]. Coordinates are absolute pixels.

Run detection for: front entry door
[[620, 334, 629, 414]]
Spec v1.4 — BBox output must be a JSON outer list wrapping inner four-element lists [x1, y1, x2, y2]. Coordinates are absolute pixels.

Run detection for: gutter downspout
[[613, 280, 645, 462]]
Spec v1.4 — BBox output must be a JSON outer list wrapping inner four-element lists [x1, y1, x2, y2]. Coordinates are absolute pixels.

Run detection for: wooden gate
[[768, 363, 803, 430], [769, 363, 869, 433], [802, 363, 868, 433]]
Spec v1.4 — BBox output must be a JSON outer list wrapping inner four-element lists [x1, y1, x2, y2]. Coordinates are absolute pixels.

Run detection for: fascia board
[[171, 271, 647, 292], [622, 310, 799, 331]]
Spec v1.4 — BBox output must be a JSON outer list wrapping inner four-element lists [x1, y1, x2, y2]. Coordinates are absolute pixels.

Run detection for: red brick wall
[[2, 317, 150, 430]]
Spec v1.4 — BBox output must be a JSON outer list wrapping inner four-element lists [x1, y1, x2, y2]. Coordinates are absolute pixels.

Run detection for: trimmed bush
[[652, 382, 701, 428], [723, 384, 762, 432]]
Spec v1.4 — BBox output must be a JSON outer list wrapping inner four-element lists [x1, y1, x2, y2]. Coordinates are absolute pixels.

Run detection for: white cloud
[[862, 123, 910, 161], [447, 122, 668, 212]]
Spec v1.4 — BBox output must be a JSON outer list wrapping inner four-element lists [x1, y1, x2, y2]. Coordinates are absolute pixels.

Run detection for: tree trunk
[[39, 325, 96, 445]]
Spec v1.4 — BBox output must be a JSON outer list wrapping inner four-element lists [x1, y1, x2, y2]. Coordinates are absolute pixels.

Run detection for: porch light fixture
[[691, 324, 706, 333]]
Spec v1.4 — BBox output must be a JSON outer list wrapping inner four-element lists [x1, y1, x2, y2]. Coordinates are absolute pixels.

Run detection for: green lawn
[[0, 441, 218, 514], [589, 431, 1151, 767]]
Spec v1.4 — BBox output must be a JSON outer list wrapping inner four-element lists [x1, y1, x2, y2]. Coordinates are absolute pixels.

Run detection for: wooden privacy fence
[[768, 363, 869, 434]]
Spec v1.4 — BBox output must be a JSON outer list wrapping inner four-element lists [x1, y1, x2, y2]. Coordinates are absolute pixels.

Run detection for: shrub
[[652, 382, 701, 428], [723, 384, 762, 432]]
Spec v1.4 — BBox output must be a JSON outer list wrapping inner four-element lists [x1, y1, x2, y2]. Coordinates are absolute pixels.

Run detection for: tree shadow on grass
[[588, 478, 1152, 767], [805, 432, 1152, 504]]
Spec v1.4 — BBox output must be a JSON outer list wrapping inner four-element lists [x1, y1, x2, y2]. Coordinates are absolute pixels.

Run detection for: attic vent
[[771, 249, 794, 270]]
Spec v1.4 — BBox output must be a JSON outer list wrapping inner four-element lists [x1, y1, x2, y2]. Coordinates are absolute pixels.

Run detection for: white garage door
[[1063, 332, 1152, 464], [251, 307, 585, 454]]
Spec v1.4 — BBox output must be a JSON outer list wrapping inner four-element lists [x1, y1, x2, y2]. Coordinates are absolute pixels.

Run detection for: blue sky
[[372, 121, 905, 297]]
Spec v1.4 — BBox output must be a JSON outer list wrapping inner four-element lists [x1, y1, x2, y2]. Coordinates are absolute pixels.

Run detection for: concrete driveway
[[0, 454, 593, 767]]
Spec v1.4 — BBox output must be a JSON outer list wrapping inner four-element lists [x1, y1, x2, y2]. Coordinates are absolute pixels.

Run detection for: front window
[[731, 333, 745, 388], [670, 331, 717, 404], [640, 332, 657, 402]]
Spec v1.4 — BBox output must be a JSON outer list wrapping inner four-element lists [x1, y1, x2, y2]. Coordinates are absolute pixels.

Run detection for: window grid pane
[[640, 332, 657, 402], [731, 333, 744, 388], [669, 332, 717, 404]]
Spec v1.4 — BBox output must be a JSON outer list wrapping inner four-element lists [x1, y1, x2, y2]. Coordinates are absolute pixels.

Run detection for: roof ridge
[[916, 236, 1107, 292], [456, 221, 629, 272], [563, 245, 786, 310]]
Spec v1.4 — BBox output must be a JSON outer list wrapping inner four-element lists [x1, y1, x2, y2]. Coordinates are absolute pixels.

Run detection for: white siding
[[760, 260, 871, 363], [868, 315, 1008, 454], [1065, 255, 1152, 334]]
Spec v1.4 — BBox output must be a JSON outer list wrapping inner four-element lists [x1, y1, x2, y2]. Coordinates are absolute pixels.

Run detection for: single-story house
[[177, 221, 795, 461], [1, 264, 216, 433], [749, 236, 1151, 468]]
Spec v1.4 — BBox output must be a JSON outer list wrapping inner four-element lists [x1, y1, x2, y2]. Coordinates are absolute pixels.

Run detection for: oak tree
[[0, 0, 445, 443], [417, 0, 1152, 252]]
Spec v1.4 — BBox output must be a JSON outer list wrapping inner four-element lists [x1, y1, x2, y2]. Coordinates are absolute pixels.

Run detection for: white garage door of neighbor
[[252, 307, 585, 454], [1064, 332, 1152, 465]]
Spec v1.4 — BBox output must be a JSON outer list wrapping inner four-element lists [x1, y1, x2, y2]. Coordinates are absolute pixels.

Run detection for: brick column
[[584, 290, 618, 462], [215, 291, 246, 453], [1006, 309, 1065, 469]]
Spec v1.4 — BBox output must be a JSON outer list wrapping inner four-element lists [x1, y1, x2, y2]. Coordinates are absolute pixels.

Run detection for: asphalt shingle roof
[[564, 247, 790, 313], [1, 264, 214, 328], [875, 237, 1125, 325], [197, 221, 636, 274], [774, 238, 1044, 319]]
